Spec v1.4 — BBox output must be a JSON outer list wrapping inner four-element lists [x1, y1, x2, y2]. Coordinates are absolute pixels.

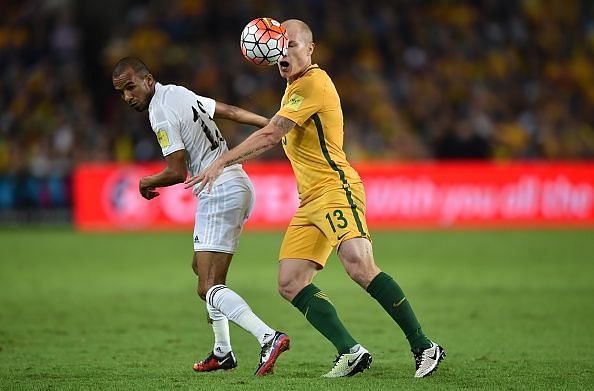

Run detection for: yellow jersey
[[277, 65, 362, 205]]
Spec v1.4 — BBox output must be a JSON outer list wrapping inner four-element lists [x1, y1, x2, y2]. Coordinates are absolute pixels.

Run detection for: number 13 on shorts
[[316, 184, 370, 248], [279, 184, 371, 266], [325, 209, 348, 233]]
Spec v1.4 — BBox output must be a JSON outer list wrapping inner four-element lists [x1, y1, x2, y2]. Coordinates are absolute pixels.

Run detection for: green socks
[[291, 284, 357, 354], [291, 275, 431, 353], [366, 272, 432, 350]]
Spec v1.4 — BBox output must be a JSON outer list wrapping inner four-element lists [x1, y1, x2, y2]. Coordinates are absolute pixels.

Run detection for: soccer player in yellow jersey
[[186, 19, 446, 378]]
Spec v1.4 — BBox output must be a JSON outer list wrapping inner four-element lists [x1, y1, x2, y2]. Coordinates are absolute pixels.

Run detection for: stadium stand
[[1, 0, 593, 215]]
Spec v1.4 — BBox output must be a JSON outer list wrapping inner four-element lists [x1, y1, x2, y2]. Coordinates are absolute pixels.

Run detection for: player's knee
[[197, 281, 213, 300], [345, 261, 379, 288], [347, 268, 368, 287], [197, 286, 207, 300], [191, 257, 199, 276], [278, 277, 300, 301]]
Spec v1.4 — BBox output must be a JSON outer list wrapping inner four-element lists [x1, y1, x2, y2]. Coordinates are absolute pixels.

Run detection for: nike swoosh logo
[[393, 297, 406, 308], [347, 353, 363, 366], [337, 232, 348, 241], [429, 349, 438, 361], [218, 357, 230, 365]]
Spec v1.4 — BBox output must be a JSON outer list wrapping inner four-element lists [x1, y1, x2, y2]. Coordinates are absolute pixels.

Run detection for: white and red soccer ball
[[240, 17, 288, 66]]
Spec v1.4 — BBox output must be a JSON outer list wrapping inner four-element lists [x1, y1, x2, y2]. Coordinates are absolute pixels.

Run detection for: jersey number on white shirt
[[192, 100, 224, 151]]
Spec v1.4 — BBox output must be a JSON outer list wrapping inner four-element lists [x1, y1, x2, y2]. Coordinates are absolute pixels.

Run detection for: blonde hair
[[283, 19, 313, 43]]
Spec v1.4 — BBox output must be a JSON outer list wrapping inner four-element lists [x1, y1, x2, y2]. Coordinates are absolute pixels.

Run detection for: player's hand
[[139, 177, 160, 200], [184, 160, 224, 194]]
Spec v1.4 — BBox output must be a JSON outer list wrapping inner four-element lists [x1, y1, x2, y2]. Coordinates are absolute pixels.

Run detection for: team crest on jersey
[[156, 129, 170, 148], [285, 93, 304, 111]]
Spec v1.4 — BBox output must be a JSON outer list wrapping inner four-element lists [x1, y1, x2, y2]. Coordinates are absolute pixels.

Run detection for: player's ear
[[145, 73, 155, 87], [307, 42, 315, 56]]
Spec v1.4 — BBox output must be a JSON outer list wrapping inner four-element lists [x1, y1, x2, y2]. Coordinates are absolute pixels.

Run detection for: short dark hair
[[112, 57, 150, 79]]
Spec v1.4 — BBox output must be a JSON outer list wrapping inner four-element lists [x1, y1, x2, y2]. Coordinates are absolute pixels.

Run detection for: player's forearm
[[221, 128, 279, 167], [225, 105, 269, 128], [143, 167, 187, 188], [243, 113, 270, 128]]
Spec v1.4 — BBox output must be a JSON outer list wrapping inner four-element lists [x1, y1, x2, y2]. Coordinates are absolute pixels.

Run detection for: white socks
[[207, 304, 232, 356], [206, 284, 275, 350]]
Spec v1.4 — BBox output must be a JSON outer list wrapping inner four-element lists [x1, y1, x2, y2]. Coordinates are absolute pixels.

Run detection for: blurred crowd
[[1, 0, 594, 209]]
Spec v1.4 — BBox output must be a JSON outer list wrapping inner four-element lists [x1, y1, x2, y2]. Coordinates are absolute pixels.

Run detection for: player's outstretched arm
[[184, 114, 294, 193], [139, 149, 187, 199], [214, 101, 270, 128]]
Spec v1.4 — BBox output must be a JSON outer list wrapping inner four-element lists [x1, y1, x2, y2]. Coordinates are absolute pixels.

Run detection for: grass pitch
[[0, 229, 593, 390]]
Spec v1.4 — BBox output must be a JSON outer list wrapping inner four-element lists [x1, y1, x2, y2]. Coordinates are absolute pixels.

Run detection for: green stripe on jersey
[[312, 114, 366, 237]]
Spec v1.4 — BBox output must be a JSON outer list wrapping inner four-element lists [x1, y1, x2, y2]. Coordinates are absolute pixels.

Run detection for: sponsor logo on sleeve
[[156, 129, 170, 148], [285, 94, 304, 111]]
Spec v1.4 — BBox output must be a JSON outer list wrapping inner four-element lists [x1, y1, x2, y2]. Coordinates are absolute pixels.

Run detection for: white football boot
[[322, 345, 372, 378], [412, 341, 446, 378]]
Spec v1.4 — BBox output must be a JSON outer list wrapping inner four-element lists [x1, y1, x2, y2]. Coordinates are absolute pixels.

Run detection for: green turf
[[0, 229, 593, 390]]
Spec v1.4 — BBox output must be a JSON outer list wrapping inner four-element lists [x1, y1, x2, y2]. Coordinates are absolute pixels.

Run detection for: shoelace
[[259, 341, 272, 364], [414, 347, 436, 370], [413, 351, 424, 369], [328, 354, 343, 370]]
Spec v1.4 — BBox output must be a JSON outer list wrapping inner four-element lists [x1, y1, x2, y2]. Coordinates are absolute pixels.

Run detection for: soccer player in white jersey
[[112, 57, 289, 376]]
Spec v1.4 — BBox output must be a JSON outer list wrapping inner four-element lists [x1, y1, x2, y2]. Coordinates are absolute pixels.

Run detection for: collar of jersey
[[149, 82, 164, 112], [291, 64, 320, 83]]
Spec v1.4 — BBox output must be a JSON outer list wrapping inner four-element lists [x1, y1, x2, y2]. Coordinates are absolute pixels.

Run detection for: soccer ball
[[240, 17, 288, 66]]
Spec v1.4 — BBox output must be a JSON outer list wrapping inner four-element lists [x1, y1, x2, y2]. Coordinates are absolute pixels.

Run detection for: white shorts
[[193, 173, 255, 253]]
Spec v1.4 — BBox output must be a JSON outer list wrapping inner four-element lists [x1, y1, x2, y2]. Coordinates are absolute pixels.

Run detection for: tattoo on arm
[[270, 114, 295, 133], [223, 115, 295, 167], [225, 145, 269, 166]]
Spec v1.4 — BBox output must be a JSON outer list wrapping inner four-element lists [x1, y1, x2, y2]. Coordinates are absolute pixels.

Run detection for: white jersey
[[148, 82, 244, 193]]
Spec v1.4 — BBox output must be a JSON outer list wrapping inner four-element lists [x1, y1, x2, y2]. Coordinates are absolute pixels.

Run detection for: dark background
[[1, 0, 594, 218]]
